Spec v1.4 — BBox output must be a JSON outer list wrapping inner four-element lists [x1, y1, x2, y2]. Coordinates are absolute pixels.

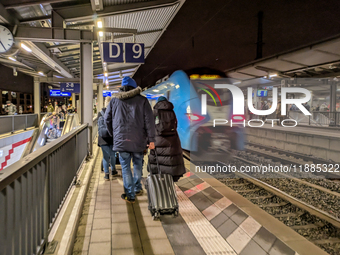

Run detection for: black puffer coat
[[98, 108, 112, 146], [148, 100, 186, 181]]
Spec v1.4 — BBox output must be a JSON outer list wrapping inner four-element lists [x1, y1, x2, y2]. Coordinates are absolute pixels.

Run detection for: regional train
[[142, 69, 245, 160]]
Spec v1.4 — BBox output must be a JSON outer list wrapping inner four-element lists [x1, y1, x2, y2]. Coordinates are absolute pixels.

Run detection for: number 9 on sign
[[132, 44, 142, 59], [125, 43, 144, 63]]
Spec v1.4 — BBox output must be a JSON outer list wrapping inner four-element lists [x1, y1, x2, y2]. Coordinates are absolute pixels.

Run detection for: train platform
[[50, 145, 327, 255], [245, 124, 340, 162]]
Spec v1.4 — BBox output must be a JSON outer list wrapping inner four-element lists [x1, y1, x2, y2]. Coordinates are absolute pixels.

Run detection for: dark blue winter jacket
[[104, 87, 156, 152]]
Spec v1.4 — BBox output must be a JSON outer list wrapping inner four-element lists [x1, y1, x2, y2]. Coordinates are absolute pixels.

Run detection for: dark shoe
[[104, 174, 110, 181], [111, 170, 119, 177], [135, 190, 143, 196], [121, 194, 135, 203]]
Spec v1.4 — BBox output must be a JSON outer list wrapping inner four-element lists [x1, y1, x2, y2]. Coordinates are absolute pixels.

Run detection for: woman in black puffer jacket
[[148, 96, 186, 182]]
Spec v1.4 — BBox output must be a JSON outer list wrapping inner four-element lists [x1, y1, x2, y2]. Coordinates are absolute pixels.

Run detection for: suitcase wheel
[[152, 212, 160, 221]]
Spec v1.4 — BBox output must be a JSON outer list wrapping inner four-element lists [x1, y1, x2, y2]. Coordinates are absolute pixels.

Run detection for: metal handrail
[[0, 114, 38, 135], [0, 124, 89, 255]]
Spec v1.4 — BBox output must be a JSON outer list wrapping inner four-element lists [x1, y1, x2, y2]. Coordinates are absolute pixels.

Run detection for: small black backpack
[[155, 109, 177, 136], [98, 110, 111, 138]]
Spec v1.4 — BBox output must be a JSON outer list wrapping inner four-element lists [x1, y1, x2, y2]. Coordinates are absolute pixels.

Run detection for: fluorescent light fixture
[[233, 81, 241, 84], [21, 43, 32, 52], [97, 21, 103, 28], [38, 71, 44, 76], [153, 89, 159, 92], [8, 57, 16, 61], [99, 31, 103, 37], [104, 72, 108, 77], [105, 79, 109, 85], [269, 73, 278, 78]]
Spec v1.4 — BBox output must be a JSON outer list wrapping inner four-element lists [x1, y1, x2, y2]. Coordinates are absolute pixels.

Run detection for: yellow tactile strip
[[176, 185, 237, 254]]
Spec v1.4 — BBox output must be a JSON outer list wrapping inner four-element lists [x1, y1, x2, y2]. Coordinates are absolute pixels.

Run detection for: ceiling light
[[153, 89, 159, 92], [104, 72, 108, 77], [99, 31, 103, 37], [8, 57, 16, 61], [269, 73, 278, 78], [233, 81, 241, 84], [21, 43, 32, 52], [38, 71, 45, 76], [97, 21, 103, 28]]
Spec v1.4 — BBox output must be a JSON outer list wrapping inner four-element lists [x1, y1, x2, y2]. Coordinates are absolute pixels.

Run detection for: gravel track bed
[[197, 161, 340, 253], [241, 149, 340, 193]]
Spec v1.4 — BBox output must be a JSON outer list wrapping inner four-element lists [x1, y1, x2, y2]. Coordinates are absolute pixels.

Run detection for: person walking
[[105, 77, 155, 203], [98, 97, 119, 181], [148, 96, 186, 182]]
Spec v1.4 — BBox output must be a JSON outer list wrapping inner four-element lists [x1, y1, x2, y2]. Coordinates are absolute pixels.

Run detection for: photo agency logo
[[199, 80, 312, 128]]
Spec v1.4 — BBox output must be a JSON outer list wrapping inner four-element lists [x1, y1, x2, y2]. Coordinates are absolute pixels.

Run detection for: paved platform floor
[[71, 151, 301, 255]]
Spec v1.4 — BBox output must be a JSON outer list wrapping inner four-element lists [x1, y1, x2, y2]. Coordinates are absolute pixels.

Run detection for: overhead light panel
[[99, 31, 103, 37], [21, 43, 32, 52], [38, 71, 45, 76], [104, 72, 108, 77], [97, 21, 103, 28], [269, 73, 278, 78], [8, 57, 16, 61]]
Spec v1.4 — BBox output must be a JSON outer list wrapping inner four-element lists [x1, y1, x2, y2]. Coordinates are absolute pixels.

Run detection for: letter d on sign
[[109, 43, 121, 58]]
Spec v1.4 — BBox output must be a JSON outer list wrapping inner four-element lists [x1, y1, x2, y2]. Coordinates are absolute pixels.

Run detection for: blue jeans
[[101, 145, 116, 174], [119, 152, 144, 199]]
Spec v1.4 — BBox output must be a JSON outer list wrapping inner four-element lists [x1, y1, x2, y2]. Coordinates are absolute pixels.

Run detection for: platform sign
[[125, 43, 144, 63], [257, 90, 268, 97], [103, 91, 111, 97], [102, 42, 144, 63], [103, 42, 124, 63], [60, 83, 80, 93], [50, 89, 71, 97]]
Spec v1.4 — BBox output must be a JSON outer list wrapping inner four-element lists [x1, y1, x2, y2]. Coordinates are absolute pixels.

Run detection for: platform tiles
[[72, 153, 298, 255], [177, 171, 299, 255]]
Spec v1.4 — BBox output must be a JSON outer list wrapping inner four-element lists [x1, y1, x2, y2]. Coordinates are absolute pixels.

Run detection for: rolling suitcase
[[146, 149, 179, 220]]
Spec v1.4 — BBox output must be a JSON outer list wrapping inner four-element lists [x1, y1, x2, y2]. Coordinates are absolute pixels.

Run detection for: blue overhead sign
[[60, 83, 80, 93], [257, 90, 268, 97], [102, 42, 144, 63], [103, 91, 111, 97], [50, 90, 71, 97]]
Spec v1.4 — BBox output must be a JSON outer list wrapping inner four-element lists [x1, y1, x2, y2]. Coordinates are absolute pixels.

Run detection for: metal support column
[[330, 83, 337, 125], [34, 78, 41, 123], [97, 84, 103, 110], [330, 83, 337, 112], [80, 42, 93, 154], [72, 93, 76, 108]]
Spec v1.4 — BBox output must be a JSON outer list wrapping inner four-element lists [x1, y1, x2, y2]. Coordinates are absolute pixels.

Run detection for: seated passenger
[[148, 96, 186, 182]]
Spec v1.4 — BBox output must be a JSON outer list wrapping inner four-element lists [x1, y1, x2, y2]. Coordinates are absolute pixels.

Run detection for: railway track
[[183, 152, 340, 254]]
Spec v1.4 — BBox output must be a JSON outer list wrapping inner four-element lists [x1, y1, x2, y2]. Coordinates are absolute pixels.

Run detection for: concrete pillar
[[80, 42, 93, 154], [97, 84, 103, 110], [72, 93, 76, 108], [34, 79, 41, 123]]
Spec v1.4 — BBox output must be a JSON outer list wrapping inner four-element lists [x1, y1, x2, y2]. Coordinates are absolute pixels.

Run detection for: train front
[[189, 76, 245, 162]]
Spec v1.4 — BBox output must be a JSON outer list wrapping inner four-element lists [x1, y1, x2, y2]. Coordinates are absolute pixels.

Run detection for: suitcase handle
[[149, 148, 161, 175]]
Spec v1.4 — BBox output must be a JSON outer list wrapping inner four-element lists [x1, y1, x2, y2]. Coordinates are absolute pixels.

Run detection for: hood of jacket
[[154, 100, 174, 110], [112, 86, 142, 100]]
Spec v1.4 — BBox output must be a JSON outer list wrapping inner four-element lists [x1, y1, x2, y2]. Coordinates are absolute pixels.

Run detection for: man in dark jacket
[[104, 77, 155, 203]]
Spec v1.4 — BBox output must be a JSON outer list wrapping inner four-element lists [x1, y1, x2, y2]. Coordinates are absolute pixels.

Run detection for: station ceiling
[[0, 0, 184, 88], [1, 0, 340, 90]]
